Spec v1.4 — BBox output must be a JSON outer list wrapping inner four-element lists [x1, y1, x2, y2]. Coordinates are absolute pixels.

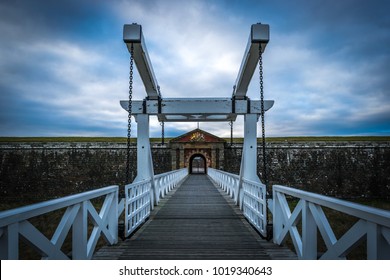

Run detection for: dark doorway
[[189, 154, 207, 174]]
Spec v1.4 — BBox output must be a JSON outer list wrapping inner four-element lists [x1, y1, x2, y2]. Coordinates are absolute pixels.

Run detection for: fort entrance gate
[[169, 128, 225, 172]]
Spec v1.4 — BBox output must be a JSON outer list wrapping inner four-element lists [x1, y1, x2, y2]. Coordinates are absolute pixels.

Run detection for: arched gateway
[[189, 154, 206, 174], [169, 129, 225, 173]]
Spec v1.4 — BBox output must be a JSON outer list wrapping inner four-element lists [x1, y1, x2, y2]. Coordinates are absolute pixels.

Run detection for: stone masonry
[[1, 140, 389, 207]]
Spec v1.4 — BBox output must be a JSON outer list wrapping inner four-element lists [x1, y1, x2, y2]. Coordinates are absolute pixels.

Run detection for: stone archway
[[189, 153, 207, 174], [169, 129, 226, 171]]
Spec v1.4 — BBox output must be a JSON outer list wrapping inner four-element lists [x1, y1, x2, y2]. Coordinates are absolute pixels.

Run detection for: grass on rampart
[[0, 136, 389, 143]]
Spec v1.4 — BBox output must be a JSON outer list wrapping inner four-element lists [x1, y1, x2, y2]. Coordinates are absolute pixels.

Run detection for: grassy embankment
[[0, 136, 389, 143]]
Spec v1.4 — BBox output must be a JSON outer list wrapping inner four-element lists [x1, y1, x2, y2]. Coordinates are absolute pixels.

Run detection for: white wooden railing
[[154, 168, 189, 204], [0, 186, 119, 260], [273, 185, 390, 259], [125, 168, 188, 237], [242, 178, 267, 236], [208, 168, 240, 202], [125, 180, 152, 238], [208, 168, 267, 237]]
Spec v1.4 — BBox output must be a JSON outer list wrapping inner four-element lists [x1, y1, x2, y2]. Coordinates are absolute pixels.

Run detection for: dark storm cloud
[[0, 0, 111, 40], [0, 0, 127, 136], [0, 0, 389, 137]]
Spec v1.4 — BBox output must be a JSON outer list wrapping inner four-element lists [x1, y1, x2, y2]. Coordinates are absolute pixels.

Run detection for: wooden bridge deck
[[93, 174, 296, 260]]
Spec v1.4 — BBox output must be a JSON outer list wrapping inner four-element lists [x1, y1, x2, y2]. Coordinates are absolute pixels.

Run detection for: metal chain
[[157, 85, 165, 146], [160, 121, 165, 145], [126, 43, 134, 184], [229, 120, 233, 146], [230, 85, 236, 147], [259, 45, 268, 190]]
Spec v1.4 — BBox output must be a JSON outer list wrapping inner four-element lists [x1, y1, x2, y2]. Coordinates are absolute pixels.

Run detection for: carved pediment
[[169, 129, 226, 143]]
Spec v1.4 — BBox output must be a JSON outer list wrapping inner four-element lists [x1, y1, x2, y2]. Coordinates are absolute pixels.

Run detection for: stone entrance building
[[169, 129, 226, 174]]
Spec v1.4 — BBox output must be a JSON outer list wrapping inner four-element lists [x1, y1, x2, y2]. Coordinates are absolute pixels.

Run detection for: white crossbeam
[[120, 98, 274, 122], [123, 24, 160, 99], [233, 23, 269, 99]]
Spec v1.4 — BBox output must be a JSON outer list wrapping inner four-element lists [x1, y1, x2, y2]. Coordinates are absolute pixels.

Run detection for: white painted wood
[[208, 168, 240, 202], [241, 114, 261, 183], [118, 198, 125, 217], [302, 201, 317, 259], [86, 194, 116, 259], [123, 23, 269, 102], [379, 227, 390, 259], [108, 190, 118, 246], [367, 221, 380, 260], [273, 185, 390, 228], [273, 185, 390, 259], [72, 201, 88, 260], [382, 227, 390, 244], [238, 114, 261, 209], [208, 168, 267, 237], [154, 168, 188, 201], [120, 99, 274, 122], [125, 168, 188, 238], [272, 190, 282, 243], [19, 221, 69, 260], [0, 223, 19, 259], [234, 23, 269, 99], [0, 186, 118, 227], [320, 220, 366, 259], [308, 203, 337, 249], [277, 199, 303, 258], [125, 180, 151, 237], [134, 114, 153, 182], [51, 204, 80, 250], [0, 186, 119, 260], [123, 24, 160, 99], [242, 178, 267, 236]]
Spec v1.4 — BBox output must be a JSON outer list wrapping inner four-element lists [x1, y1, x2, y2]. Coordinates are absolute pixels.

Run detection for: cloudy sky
[[0, 0, 389, 137]]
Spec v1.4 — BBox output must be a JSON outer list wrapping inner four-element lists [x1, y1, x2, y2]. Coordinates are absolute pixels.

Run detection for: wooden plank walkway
[[93, 174, 296, 260]]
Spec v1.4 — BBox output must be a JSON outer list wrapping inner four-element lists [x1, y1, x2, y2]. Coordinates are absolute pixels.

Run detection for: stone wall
[[0, 143, 171, 205], [224, 142, 390, 198], [1, 141, 389, 206]]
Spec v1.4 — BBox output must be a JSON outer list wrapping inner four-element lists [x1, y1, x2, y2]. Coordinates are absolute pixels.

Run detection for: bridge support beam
[[133, 114, 157, 207], [238, 114, 263, 207]]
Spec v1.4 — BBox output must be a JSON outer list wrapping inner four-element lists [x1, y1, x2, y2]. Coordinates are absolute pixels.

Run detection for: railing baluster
[[208, 168, 267, 237], [273, 185, 390, 260], [51, 204, 80, 250], [124, 168, 188, 238], [302, 201, 317, 259], [0, 185, 119, 260], [72, 201, 88, 260], [0, 223, 19, 260]]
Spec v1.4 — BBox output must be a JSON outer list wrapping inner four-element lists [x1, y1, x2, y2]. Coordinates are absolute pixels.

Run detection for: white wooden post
[[108, 190, 119, 244], [0, 223, 19, 259], [272, 190, 283, 245], [367, 222, 390, 259], [72, 201, 87, 259], [238, 114, 261, 208], [302, 201, 317, 259], [134, 114, 156, 207]]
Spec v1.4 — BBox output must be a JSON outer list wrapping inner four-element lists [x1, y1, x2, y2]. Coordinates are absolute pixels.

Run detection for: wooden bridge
[[93, 175, 295, 260]]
